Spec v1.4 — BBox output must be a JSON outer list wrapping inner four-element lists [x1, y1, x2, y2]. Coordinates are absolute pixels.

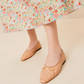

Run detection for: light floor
[[0, 18, 84, 84]]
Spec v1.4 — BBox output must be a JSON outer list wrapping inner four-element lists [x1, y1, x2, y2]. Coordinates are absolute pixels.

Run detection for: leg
[[26, 28, 38, 50], [40, 20, 66, 83], [43, 20, 62, 66], [21, 28, 41, 61]]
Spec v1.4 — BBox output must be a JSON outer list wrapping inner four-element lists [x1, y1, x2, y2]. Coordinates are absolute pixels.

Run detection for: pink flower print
[[25, 7, 27, 9], [53, 13, 59, 18], [31, 21, 33, 23], [65, 10, 67, 13], [5, 26, 8, 32], [28, 26, 30, 28], [6, 28, 8, 32], [32, 24, 34, 26], [1, 6, 3, 8], [10, 2, 12, 4], [23, 0, 26, 2], [43, 0, 45, 3], [20, 0, 22, 3], [3, 9, 6, 14], [33, 13, 35, 16], [47, 0, 50, 3], [49, 7, 53, 10], [13, 20, 15, 22], [27, 4, 30, 7], [62, 5, 64, 7], [16, 11, 18, 14], [8, 13, 11, 16], [35, 9, 39, 13], [63, 14, 67, 16], [71, 1, 74, 4], [15, 0, 18, 2], [3, 11, 6, 14], [48, 19, 51, 22], [69, 3, 71, 7], [61, 0, 64, 2], [34, 6, 37, 9], [52, 10, 58, 13], [59, 6, 62, 9], [26, 1, 28, 4], [18, 14, 21, 20], [78, 2, 81, 5], [37, 2, 40, 6], [41, 11, 44, 14], [18, 17, 21, 20], [23, 19, 26, 22]]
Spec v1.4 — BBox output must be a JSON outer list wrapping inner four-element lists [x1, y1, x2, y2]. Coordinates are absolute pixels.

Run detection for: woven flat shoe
[[21, 41, 42, 61], [40, 49, 66, 83]]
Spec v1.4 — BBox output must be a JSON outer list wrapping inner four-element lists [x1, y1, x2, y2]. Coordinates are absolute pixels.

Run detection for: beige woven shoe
[[40, 49, 66, 83], [21, 41, 42, 61]]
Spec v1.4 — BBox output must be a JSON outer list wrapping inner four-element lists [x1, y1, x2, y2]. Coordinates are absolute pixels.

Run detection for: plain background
[[0, 1, 84, 84]]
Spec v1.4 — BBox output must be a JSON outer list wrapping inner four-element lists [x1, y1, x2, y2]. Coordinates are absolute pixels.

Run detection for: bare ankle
[[27, 39, 39, 50], [45, 47, 62, 66]]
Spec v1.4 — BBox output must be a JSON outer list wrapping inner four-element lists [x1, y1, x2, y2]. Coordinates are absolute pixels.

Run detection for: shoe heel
[[36, 47, 42, 51], [62, 60, 66, 65]]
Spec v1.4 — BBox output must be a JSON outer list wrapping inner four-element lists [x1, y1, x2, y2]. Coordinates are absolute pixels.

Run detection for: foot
[[45, 48, 63, 66], [21, 40, 42, 61], [40, 49, 66, 83]]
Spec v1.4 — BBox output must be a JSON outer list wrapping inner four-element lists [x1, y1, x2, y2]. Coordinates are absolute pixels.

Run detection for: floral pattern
[[0, 0, 84, 33]]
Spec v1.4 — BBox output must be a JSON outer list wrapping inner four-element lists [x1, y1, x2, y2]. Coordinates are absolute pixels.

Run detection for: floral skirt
[[0, 0, 84, 33]]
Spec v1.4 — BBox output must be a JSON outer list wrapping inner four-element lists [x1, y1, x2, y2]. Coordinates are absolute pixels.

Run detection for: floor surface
[[0, 18, 84, 84]]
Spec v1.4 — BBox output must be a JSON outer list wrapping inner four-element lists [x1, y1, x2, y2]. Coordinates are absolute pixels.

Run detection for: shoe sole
[[35, 47, 42, 52], [62, 60, 66, 65]]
